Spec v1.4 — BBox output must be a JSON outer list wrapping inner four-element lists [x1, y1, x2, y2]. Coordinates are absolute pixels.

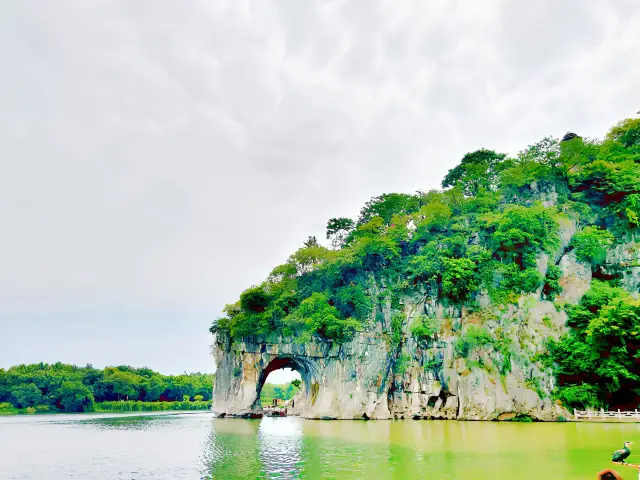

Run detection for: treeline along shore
[[0, 363, 214, 414]]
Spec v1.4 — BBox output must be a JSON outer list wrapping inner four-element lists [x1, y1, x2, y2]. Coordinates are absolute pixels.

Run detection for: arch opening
[[253, 357, 310, 415]]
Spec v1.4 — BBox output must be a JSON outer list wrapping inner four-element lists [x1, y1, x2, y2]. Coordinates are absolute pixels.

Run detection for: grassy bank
[[95, 400, 211, 412]]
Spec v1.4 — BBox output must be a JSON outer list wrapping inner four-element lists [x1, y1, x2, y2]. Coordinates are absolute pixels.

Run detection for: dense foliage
[[212, 118, 640, 409], [0, 363, 213, 413], [550, 281, 640, 409]]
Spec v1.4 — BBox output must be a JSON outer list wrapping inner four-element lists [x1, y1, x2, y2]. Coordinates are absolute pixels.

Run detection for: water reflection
[[72, 414, 179, 431], [201, 419, 262, 479], [3, 413, 636, 479], [200, 417, 640, 479], [259, 417, 303, 479]]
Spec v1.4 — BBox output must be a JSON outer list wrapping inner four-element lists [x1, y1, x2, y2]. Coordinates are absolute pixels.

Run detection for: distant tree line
[[259, 379, 301, 406], [0, 363, 214, 413]]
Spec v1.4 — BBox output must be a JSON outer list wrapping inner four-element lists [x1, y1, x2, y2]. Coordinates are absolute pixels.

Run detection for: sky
[[1, 1, 639, 380]]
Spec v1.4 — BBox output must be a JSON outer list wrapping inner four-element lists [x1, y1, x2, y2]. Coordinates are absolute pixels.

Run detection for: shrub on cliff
[[410, 315, 441, 342], [570, 226, 614, 266]]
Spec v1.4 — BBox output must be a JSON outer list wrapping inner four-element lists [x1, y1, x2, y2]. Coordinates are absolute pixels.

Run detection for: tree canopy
[[0, 363, 213, 413]]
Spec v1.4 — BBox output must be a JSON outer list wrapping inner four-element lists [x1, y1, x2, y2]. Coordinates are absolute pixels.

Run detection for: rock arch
[[211, 311, 568, 420], [253, 356, 311, 410], [211, 332, 397, 419]]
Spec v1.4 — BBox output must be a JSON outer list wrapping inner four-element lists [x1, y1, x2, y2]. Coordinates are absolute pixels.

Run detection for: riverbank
[[0, 400, 212, 415]]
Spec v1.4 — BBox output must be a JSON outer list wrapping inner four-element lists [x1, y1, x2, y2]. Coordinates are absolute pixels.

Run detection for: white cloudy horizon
[[1, 0, 639, 376]]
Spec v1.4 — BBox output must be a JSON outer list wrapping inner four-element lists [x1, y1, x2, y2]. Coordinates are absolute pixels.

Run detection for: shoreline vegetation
[[1, 386, 301, 415], [0, 363, 214, 414], [0, 362, 302, 415], [0, 400, 213, 415], [0, 400, 214, 415]]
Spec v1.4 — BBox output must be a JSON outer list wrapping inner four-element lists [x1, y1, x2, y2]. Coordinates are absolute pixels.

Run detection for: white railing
[[574, 409, 640, 420]]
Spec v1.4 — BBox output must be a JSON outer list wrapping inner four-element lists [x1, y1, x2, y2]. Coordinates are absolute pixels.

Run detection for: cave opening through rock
[[253, 357, 308, 410]]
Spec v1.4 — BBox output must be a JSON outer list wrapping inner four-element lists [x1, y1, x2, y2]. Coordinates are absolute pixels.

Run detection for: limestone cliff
[[211, 294, 567, 420], [212, 225, 640, 420], [211, 229, 624, 420], [211, 120, 640, 419]]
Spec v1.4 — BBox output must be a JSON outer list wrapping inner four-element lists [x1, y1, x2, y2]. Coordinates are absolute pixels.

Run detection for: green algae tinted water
[[1, 413, 638, 479]]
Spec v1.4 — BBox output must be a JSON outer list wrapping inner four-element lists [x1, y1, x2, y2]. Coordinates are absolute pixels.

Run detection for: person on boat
[[612, 441, 634, 464]]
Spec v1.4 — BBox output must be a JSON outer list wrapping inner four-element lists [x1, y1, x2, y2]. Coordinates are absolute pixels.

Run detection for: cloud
[[1, 0, 639, 371]]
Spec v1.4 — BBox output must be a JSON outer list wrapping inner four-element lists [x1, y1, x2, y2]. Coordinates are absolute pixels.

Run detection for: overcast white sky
[[1, 1, 639, 378]]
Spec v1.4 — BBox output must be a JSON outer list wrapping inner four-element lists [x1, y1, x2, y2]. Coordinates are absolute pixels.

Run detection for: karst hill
[[211, 118, 640, 420]]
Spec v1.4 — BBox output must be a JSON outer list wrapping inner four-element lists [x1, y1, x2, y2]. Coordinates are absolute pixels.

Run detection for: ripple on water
[[2, 413, 639, 479]]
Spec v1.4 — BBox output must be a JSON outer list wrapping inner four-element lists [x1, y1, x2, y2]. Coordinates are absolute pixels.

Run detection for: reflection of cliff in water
[[258, 418, 303, 479], [201, 417, 304, 479]]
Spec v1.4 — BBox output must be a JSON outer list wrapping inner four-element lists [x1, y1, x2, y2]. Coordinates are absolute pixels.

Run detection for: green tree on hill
[[442, 149, 506, 195], [142, 376, 166, 402], [107, 371, 139, 400], [326, 217, 355, 249], [10, 384, 42, 408], [58, 381, 94, 412]]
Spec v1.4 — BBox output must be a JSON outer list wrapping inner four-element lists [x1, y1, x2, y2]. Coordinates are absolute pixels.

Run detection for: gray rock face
[[212, 331, 393, 419], [557, 251, 592, 304], [604, 239, 640, 297], [528, 181, 559, 208], [212, 291, 572, 421]]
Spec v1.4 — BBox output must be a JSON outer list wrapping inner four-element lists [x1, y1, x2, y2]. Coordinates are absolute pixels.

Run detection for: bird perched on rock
[[612, 441, 634, 463]]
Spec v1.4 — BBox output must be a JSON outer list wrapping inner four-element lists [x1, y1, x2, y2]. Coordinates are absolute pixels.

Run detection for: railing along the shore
[[574, 409, 640, 420]]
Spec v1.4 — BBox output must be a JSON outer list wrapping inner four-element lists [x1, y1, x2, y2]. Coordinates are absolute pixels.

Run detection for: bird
[[612, 441, 634, 464]]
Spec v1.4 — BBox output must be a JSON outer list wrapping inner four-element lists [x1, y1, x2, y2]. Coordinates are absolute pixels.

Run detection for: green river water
[[0, 412, 638, 479]]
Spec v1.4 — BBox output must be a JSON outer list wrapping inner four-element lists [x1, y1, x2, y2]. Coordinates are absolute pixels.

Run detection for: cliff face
[[212, 205, 640, 420], [212, 120, 640, 419], [212, 297, 567, 420], [212, 232, 594, 420]]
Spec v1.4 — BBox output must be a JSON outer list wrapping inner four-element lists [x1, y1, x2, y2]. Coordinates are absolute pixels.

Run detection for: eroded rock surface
[[212, 291, 573, 420]]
